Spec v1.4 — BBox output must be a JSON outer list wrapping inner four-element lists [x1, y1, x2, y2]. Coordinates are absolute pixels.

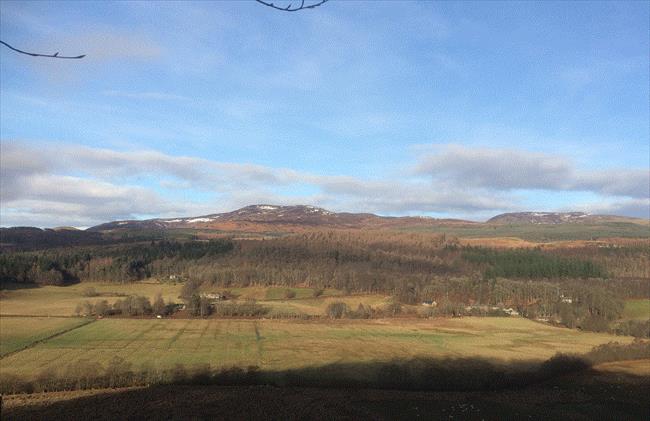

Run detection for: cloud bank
[[416, 145, 648, 199], [1, 140, 647, 227]]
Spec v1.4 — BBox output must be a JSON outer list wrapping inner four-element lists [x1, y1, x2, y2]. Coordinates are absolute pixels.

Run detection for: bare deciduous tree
[[2, 1, 327, 61], [0, 40, 85, 59], [255, 0, 329, 12]]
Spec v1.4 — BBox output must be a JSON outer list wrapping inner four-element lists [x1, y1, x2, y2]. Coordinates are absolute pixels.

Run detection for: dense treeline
[[462, 247, 607, 279], [3, 233, 646, 291], [551, 243, 650, 279], [0, 227, 106, 251], [0, 239, 234, 284], [1, 232, 648, 331], [75, 293, 177, 317]]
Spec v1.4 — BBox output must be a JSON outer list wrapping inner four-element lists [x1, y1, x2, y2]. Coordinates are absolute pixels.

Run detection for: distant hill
[[3, 206, 647, 250], [487, 212, 649, 225], [87, 204, 474, 233], [51, 226, 81, 231]]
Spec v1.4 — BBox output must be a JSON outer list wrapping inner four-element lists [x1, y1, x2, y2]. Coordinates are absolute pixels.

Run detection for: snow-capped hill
[[88, 204, 473, 232], [217, 205, 337, 223], [89, 205, 356, 231], [487, 212, 592, 224]]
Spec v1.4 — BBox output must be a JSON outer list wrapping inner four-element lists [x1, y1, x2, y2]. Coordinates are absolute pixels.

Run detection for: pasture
[[400, 221, 650, 241], [0, 282, 374, 317], [622, 299, 650, 320], [217, 286, 342, 301], [0, 317, 632, 380], [0, 316, 91, 356], [258, 294, 391, 316], [0, 282, 183, 316]]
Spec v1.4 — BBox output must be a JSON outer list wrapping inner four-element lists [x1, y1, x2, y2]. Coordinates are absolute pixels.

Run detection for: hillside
[[2, 206, 648, 251], [487, 212, 649, 225], [87, 204, 474, 233], [89, 207, 649, 233]]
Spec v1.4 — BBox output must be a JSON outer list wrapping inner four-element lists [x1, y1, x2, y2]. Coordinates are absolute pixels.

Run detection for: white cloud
[[416, 144, 649, 199], [571, 198, 650, 219], [1, 140, 647, 227], [416, 145, 572, 190]]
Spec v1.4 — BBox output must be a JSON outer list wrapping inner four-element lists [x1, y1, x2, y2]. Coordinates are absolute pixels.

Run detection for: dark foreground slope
[[4, 363, 649, 421]]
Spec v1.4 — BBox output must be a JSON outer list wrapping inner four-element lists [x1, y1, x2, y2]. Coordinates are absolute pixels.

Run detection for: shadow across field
[[0, 354, 589, 395], [3, 342, 649, 419], [3, 340, 650, 395], [4, 365, 649, 420]]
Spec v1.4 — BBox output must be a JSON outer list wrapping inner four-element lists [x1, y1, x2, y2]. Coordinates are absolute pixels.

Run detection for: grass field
[[622, 299, 650, 320], [0, 317, 91, 357], [258, 294, 392, 316], [220, 286, 342, 301], [0, 282, 183, 316], [263, 286, 341, 300], [399, 222, 650, 241], [0, 283, 370, 317], [0, 317, 632, 380]]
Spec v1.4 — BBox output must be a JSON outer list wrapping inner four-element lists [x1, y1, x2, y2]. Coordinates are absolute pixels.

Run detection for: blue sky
[[0, 0, 648, 227]]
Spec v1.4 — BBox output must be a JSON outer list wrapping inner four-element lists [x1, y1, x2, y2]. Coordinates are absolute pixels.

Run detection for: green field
[[622, 299, 650, 320], [103, 221, 650, 242], [0, 317, 91, 356], [0, 283, 374, 318], [0, 282, 183, 316], [400, 222, 650, 241], [0, 317, 632, 380], [218, 286, 342, 301], [263, 286, 341, 300], [258, 294, 391, 316]]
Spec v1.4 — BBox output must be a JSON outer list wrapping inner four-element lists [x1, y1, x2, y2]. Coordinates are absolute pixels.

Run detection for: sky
[[0, 0, 648, 228]]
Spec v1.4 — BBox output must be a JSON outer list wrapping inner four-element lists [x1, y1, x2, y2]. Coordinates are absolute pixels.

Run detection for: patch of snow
[[258, 205, 279, 210], [118, 222, 129, 225], [186, 218, 213, 223], [165, 219, 183, 223], [304, 206, 331, 215]]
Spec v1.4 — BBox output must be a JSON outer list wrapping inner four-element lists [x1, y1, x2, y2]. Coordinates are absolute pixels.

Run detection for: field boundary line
[[0, 318, 96, 359], [167, 320, 190, 349], [195, 319, 211, 350], [253, 322, 264, 366]]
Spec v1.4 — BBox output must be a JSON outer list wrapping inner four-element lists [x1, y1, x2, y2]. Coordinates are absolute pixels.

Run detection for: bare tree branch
[[0, 40, 86, 59], [255, 0, 329, 12]]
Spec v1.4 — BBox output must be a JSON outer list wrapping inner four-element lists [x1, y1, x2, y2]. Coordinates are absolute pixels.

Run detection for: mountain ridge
[[86, 205, 648, 233], [2, 206, 647, 235], [86, 204, 474, 232], [2, 205, 647, 251], [487, 212, 650, 225]]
